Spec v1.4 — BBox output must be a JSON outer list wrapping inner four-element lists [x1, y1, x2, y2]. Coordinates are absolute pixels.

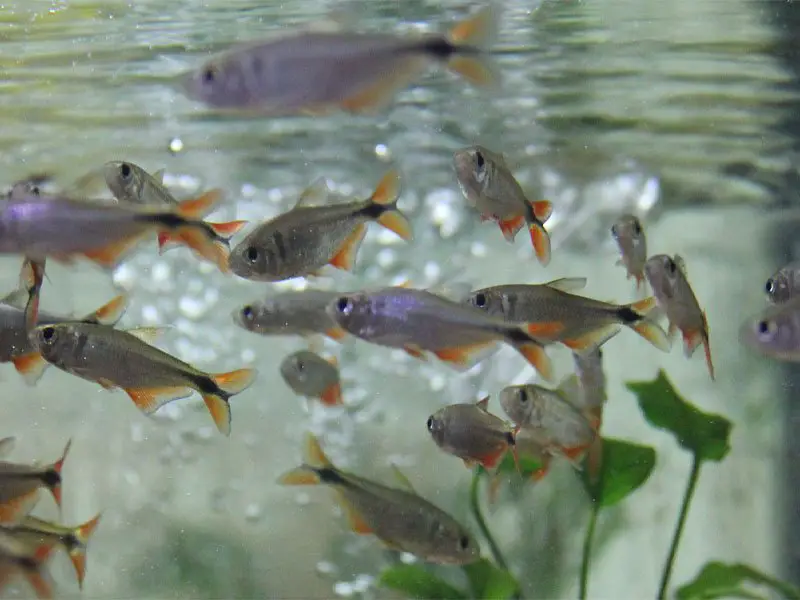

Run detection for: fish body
[[427, 399, 515, 469], [765, 261, 800, 304], [453, 145, 553, 265], [0, 193, 242, 273], [0, 441, 70, 524], [32, 322, 256, 436], [0, 530, 55, 600], [610, 214, 646, 290], [513, 426, 552, 480], [644, 254, 714, 379], [228, 170, 411, 281], [280, 350, 342, 406], [233, 289, 346, 341], [182, 6, 498, 114], [465, 278, 670, 353], [327, 286, 554, 380], [739, 297, 800, 361], [103, 161, 176, 206], [572, 349, 607, 483], [278, 434, 479, 565]]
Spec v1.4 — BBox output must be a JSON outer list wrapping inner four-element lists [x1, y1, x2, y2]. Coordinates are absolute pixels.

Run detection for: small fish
[[280, 350, 343, 407], [427, 398, 516, 469], [5, 174, 53, 201], [32, 323, 257, 436], [0, 530, 56, 600], [0, 192, 243, 273], [326, 286, 556, 381], [232, 289, 346, 342], [2, 514, 101, 589], [611, 214, 647, 290], [278, 433, 479, 565], [513, 426, 552, 480], [644, 254, 714, 380], [571, 349, 607, 421], [739, 297, 800, 361], [103, 161, 176, 207], [182, 6, 498, 115], [498, 384, 595, 462], [765, 261, 800, 304], [228, 170, 411, 281], [453, 145, 553, 265], [0, 440, 71, 524], [465, 277, 670, 353]]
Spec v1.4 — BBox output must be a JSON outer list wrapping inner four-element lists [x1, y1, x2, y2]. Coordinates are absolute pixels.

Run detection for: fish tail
[[164, 223, 231, 273], [20, 258, 45, 330], [530, 200, 553, 223], [369, 170, 412, 241], [205, 369, 258, 436], [619, 297, 672, 352], [175, 188, 225, 218], [83, 294, 129, 326], [68, 512, 102, 589], [20, 547, 55, 600], [509, 327, 554, 382], [277, 433, 332, 486], [319, 381, 344, 407], [42, 439, 71, 510], [445, 5, 501, 88], [527, 220, 552, 266]]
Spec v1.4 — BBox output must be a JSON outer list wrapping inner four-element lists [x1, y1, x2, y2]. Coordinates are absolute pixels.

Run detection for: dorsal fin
[[389, 464, 416, 493], [126, 326, 170, 345], [152, 169, 166, 184], [294, 177, 330, 208], [544, 277, 587, 293], [476, 396, 490, 412], [0, 437, 16, 458], [0, 288, 29, 309]]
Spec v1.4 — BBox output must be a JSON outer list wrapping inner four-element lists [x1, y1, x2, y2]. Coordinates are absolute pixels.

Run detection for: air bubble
[[244, 503, 262, 522], [168, 137, 184, 154]]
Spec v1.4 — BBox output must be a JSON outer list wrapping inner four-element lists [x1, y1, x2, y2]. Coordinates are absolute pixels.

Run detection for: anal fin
[[497, 215, 525, 242], [11, 353, 48, 386], [433, 340, 496, 369], [337, 492, 373, 534], [125, 386, 194, 414], [329, 224, 367, 272]]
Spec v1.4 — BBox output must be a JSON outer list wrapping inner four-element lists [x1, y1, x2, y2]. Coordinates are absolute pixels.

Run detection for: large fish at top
[[181, 6, 499, 115]]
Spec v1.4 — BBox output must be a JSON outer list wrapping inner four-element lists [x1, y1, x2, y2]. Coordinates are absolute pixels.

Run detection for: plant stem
[[578, 503, 599, 600], [469, 469, 508, 571], [657, 457, 702, 600]]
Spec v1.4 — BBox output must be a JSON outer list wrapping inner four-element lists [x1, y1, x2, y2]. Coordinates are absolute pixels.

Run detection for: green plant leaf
[[379, 565, 467, 600], [496, 452, 548, 479], [463, 558, 520, 599], [626, 370, 732, 462], [675, 561, 800, 600], [582, 437, 656, 508]]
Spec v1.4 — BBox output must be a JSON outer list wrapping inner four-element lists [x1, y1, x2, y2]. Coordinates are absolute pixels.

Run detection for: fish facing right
[[278, 433, 480, 565], [181, 6, 499, 115], [765, 261, 800, 304]]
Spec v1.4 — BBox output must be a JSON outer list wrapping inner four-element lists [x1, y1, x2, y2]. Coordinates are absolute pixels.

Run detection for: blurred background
[[0, 0, 794, 597]]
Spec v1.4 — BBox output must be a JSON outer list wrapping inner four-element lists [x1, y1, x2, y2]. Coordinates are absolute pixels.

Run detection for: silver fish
[[278, 433, 479, 565], [0, 441, 70, 524], [610, 214, 646, 290], [326, 286, 555, 380], [228, 170, 411, 281], [644, 254, 714, 380], [464, 278, 670, 353], [765, 261, 800, 304], [31, 322, 256, 436], [453, 145, 553, 265], [103, 161, 176, 207], [739, 296, 800, 361], [280, 350, 342, 406], [233, 289, 346, 341], [182, 6, 498, 115]]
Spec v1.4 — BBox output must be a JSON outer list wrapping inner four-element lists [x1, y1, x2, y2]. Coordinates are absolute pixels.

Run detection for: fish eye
[[474, 293, 487, 308], [766, 278, 775, 294], [426, 417, 434, 432], [336, 297, 353, 315], [295, 359, 306, 372], [633, 220, 642, 235], [756, 319, 778, 341], [475, 151, 485, 170], [119, 162, 132, 180], [517, 388, 528, 403], [202, 66, 216, 84], [665, 257, 677, 274], [245, 246, 260, 263], [241, 305, 254, 321], [30, 185, 40, 196], [459, 535, 470, 550], [39, 327, 55, 342], [610, 224, 618, 237]]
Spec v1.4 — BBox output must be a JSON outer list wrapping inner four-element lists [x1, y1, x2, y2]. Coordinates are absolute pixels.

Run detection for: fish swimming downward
[[228, 170, 411, 281], [327, 285, 556, 381], [453, 145, 553, 265], [182, 5, 499, 115], [103, 161, 177, 207], [278, 433, 480, 565], [464, 277, 671, 354], [31, 322, 256, 436], [611, 214, 647, 291]]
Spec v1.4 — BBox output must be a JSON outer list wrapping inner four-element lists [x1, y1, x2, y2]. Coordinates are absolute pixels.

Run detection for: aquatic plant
[[379, 370, 799, 600]]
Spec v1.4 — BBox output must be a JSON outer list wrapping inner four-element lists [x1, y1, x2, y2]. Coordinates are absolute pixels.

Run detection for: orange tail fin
[[68, 513, 102, 589]]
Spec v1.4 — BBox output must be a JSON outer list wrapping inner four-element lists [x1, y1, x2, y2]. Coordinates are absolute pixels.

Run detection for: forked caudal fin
[[276, 433, 333, 486], [42, 439, 71, 510], [160, 219, 247, 273], [203, 368, 258, 437], [623, 297, 671, 352], [445, 5, 501, 88], [369, 169, 412, 241], [67, 512, 103, 589]]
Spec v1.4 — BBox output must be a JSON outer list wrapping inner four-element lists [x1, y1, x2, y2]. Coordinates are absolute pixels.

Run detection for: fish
[[5, 174, 53, 201], [571, 349, 607, 421], [765, 261, 800, 304], [0, 440, 71, 524], [498, 383, 596, 463], [464, 277, 671, 354], [232, 289, 346, 342], [610, 214, 647, 290], [453, 145, 553, 265], [326, 286, 556, 381], [103, 161, 177, 207], [181, 6, 499, 115], [280, 350, 343, 407], [739, 297, 800, 361], [0, 192, 244, 273], [228, 170, 411, 282], [427, 398, 516, 469], [644, 254, 714, 380], [1, 514, 101, 589], [513, 426, 552, 481], [31, 322, 257, 436], [278, 433, 480, 565], [0, 530, 56, 600]]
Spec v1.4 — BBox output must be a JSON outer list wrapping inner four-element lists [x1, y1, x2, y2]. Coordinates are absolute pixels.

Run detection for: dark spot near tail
[[617, 307, 641, 324], [195, 375, 228, 399], [317, 467, 344, 485], [120, 162, 132, 179], [273, 231, 288, 262], [361, 201, 391, 220], [506, 328, 534, 344], [40, 469, 61, 488], [16, 556, 38, 572], [62, 534, 80, 552], [421, 36, 459, 59], [139, 213, 187, 229]]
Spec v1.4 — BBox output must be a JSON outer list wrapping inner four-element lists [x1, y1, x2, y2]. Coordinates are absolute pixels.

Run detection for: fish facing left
[[181, 5, 499, 115], [278, 433, 480, 565], [739, 297, 800, 362], [326, 285, 556, 381], [0, 193, 244, 273], [31, 322, 257, 436], [228, 170, 411, 282], [427, 398, 516, 470], [279, 350, 343, 407], [765, 261, 800, 305]]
